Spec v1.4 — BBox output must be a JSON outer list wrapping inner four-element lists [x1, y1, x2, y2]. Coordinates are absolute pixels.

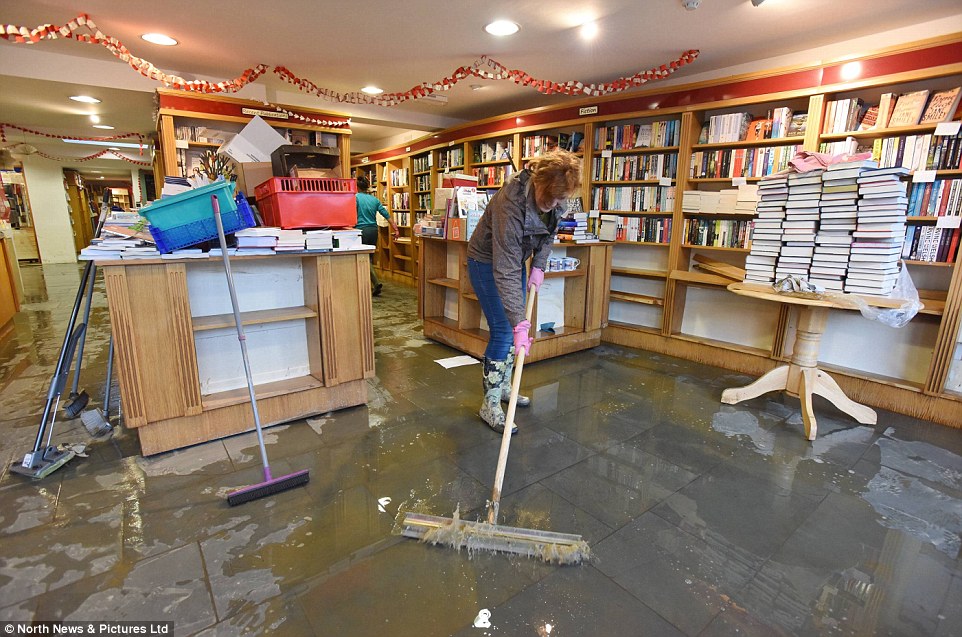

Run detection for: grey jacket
[[467, 169, 562, 326]]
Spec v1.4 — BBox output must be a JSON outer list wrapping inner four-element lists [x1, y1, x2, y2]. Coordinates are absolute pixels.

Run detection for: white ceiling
[[1, 0, 960, 180]]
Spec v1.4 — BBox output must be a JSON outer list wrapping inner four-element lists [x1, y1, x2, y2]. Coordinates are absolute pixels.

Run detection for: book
[[876, 92, 899, 128], [888, 90, 931, 127], [920, 87, 962, 124], [857, 106, 879, 131]]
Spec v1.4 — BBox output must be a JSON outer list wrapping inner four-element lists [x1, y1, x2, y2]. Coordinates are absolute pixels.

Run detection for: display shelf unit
[[100, 250, 375, 455], [588, 115, 681, 336], [155, 89, 351, 193], [383, 157, 418, 280], [63, 170, 94, 254], [419, 237, 611, 362], [354, 36, 962, 428]]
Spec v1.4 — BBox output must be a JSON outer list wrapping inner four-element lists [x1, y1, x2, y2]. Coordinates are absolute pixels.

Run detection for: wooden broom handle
[[487, 285, 536, 525]]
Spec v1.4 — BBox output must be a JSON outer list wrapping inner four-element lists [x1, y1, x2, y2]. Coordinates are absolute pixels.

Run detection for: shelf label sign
[[601, 150, 613, 158], [589, 209, 600, 218], [913, 170, 936, 183], [241, 108, 289, 120], [934, 121, 961, 136], [660, 177, 673, 187], [579, 106, 599, 116], [732, 177, 748, 186], [936, 216, 961, 229], [361, 157, 369, 164]]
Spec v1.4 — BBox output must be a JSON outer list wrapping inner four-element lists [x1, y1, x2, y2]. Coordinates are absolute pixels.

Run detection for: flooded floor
[[1, 263, 960, 636]]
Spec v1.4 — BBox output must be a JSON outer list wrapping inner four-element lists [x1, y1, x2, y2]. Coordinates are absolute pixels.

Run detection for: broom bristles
[[400, 509, 591, 565], [226, 469, 310, 506]]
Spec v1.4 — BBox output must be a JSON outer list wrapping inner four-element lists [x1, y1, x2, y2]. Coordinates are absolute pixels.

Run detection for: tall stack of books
[[846, 164, 910, 294], [743, 174, 788, 282], [777, 170, 822, 279], [811, 164, 860, 290]]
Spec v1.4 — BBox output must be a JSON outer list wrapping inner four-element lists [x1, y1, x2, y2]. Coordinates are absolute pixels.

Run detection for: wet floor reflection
[[0, 267, 959, 635]]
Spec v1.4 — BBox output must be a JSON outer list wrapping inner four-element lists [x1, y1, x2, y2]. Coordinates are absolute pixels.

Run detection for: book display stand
[[720, 282, 919, 439]]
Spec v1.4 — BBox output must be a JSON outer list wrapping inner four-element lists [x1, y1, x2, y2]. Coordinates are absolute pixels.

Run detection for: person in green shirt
[[355, 175, 399, 296]]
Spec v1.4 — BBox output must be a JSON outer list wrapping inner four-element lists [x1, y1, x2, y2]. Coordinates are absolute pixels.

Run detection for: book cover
[[888, 90, 931, 127], [920, 87, 962, 124], [787, 113, 808, 137], [857, 106, 879, 131]]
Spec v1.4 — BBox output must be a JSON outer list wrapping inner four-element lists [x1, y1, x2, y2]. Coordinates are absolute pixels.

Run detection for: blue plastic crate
[[142, 180, 238, 231], [149, 193, 256, 253]]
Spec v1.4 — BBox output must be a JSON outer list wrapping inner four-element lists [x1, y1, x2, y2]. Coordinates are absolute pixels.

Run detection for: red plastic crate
[[254, 177, 357, 229]]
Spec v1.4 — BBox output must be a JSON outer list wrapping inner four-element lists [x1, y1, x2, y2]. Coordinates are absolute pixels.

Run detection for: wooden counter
[[0, 232, 21, 338], [418, 237, 613, 363], [101, 250, 375, 455]]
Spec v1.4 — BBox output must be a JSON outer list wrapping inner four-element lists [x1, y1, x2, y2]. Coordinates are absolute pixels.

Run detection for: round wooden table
[[721, 282, 919, 440]]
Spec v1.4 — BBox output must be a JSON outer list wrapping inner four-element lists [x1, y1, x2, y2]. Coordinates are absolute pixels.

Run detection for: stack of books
[[846, 164, 909, 294], [334, 229, 364, 250], [777, 170, 823, 279], [79, 237, 155, 261], [274, 229, 307, 252], [234, 227, 278, 254], [735, 184, 760, 214], [305, 230, 334, 251], [743, 173, 788, 282], [682, 190, 702, 214], [810, 164, 860, 290], [557, 212, 590, 242]]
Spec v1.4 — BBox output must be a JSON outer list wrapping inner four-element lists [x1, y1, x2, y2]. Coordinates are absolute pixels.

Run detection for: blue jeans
[[468, 258, 525, 360]]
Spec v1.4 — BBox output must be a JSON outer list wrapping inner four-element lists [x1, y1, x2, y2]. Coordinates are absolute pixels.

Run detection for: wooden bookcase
[[587, 114, 682, 334], [101, 250, 375, 455], [353, 36, 962, 428], [419, 237, 612, 362], [154, 89, 352, 196]]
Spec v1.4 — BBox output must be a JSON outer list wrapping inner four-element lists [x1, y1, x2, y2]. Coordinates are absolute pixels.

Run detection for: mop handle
[[211, 195, 272, 477], [487, 284, 537, 525]]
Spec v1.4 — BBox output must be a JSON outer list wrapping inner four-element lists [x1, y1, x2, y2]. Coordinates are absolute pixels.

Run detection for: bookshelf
[[419, 237, 612, 362], [588, 115, 681, 335], [386, 157, 416, 279], [154, 89, 351, 195], [352, 37, 962, 428]]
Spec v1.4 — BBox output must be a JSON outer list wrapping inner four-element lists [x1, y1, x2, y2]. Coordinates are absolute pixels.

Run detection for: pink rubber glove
[[529, 267, 545, 293], [513, 320, 533, 356]]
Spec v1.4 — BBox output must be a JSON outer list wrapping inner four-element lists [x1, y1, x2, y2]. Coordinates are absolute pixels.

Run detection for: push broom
[[208, 194, 310, 506], [400, 285, 590, 564]]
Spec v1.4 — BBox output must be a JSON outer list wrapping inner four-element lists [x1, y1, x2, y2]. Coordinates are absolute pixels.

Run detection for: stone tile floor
[[0, 263, 960, 636]]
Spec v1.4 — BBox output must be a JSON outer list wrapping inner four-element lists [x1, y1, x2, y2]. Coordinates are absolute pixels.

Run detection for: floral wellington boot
[[500, 348, 531, 408], [481, 357, 518, 435]]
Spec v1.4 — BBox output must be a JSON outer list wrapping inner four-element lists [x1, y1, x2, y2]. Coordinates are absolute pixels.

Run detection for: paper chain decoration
[[0, 123, 147, 149], [2, 14, 699, 111], [36, 148, 153, 167]]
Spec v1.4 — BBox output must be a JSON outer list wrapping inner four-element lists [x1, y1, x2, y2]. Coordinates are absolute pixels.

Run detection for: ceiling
[[1, 0, 960, 181]]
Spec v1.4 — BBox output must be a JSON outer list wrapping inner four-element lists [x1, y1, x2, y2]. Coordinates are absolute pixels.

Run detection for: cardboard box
[[290, 166, 343, 179], [218, 116, 288, 163], [233, 162, 274, 197]]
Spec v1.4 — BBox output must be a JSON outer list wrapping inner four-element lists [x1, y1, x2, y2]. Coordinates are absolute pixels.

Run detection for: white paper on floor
[[436, 355, 480, 369]]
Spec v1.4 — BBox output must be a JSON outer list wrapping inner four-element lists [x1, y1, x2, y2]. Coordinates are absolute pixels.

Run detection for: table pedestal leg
[[720, 305, 877, 440]]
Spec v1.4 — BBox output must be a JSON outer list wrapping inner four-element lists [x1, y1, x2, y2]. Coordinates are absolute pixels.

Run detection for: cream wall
[[21, 158, 76, 264]]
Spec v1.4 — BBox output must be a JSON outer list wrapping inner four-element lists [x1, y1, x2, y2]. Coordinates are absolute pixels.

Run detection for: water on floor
[[0, 263, 960, 636]]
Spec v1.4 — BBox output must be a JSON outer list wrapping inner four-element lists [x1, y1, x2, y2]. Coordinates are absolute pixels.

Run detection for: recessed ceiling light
[[92, 124, 115, 130], [141, 33, 178, 46], [361, 86, 384, 95], [581, 22, 599, 40], [470, 84, 483, 91], [484, 20, 520, 36], [70, 95, 101, 104], [90, 114, 101, 124]]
